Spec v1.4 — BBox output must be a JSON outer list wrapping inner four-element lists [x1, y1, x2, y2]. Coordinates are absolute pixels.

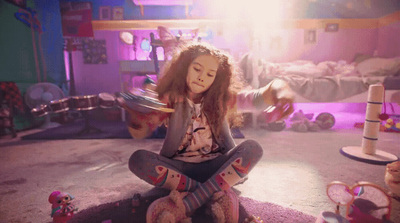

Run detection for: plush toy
[[289, 110, 335, 132], [146, 190, 191, 223], [383, 118, 400, 133], [48, 191, 77, 223], [206, 188, 239, 223], [384, 161, 400, 198], [243, 215, 264, 223]]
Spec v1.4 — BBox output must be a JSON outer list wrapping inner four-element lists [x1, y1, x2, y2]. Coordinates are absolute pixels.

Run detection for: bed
[[239, 55, 400, 104]]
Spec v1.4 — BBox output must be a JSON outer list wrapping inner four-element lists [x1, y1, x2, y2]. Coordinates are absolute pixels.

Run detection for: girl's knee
[[239, 139, 263, 157], [129, 150, 153, 173]]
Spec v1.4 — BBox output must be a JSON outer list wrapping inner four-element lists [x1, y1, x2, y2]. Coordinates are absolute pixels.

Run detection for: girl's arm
[[235, 79, 295, 119], [125, 108, 168, 139], [119, 98, 169, 139]]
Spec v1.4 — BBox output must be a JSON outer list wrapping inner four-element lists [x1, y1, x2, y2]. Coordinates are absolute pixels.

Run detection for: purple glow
[[292, 102, 400, 130], [292, 103, 365, 129], [293, 103, 366, 114]]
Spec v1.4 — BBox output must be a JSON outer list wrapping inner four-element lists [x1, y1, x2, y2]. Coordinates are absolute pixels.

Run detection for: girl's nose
[[197, 73, 204, 82]]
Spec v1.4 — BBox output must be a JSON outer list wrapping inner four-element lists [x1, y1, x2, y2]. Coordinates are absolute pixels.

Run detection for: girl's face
[[186, 55, 218, 101]]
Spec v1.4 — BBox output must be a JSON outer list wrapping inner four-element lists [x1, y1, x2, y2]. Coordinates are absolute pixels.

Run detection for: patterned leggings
[[129, 139, 263, 190], [129, 139, 263, 213]]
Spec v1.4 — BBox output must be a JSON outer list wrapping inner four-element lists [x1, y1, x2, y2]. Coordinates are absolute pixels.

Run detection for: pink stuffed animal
[[48, 191, 77, 223]]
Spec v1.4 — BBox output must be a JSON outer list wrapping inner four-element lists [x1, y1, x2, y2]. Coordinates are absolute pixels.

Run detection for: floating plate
[[118, 92, 174, 113]]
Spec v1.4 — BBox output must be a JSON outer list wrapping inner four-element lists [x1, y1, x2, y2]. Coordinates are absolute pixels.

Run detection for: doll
[[48, 191, 77, 223], [119, 42, 294, 222]]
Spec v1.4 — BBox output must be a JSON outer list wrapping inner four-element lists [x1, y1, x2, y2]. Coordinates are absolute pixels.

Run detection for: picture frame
[[112, 7, 124, 20], [99, 6, 111, 20], [304, 29, 316, 44], [325, 23, 339, 32]]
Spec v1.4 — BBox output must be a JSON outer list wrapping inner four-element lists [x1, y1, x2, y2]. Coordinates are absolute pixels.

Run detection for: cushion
[[356, 57, 400, 77]]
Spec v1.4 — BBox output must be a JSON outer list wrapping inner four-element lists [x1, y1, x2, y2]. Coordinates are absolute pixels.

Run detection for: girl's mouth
[[193, 82, 204, 87]]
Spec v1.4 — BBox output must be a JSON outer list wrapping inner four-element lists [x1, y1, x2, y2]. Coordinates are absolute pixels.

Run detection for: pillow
[[353, 53, 374, 64], [356, 57, 400, 77]]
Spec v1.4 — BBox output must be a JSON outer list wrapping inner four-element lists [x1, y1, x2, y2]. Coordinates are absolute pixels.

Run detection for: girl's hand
[[261, 79, 295, 119], [125, 108, 166, 139], [117, 96, 156, 137]]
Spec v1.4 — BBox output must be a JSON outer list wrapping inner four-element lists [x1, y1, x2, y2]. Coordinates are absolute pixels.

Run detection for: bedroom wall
[[377, 21, 400, 58], [0, 1, 66, 93], [70, 30, 122, 96], [0, 0, 65, 130], [3, 0, 399, 97], [300, 28, 378, 63], [69, 27, 260, 96], [255, 27, 379, 63], [253, 12, 400, 63], [73, 15, 400, 96]]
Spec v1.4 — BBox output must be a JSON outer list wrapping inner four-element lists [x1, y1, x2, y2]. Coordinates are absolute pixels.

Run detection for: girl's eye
[[193, 67, 201, 72], [207, 73, 214, 77]]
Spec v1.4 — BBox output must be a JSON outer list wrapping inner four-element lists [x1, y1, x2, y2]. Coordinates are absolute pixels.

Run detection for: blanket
[[239, 55, 400, 102]]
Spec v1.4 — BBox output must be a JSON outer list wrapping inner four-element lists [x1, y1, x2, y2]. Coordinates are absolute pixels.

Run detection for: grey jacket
[[160, 87, 268, 158], [160, 101, 236, 158]]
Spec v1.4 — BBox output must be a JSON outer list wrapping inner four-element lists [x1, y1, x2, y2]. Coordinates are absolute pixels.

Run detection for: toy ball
[[315, 112, 335, 130]]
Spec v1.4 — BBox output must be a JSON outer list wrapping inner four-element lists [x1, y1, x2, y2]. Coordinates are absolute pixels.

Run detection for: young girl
[[120, 42, 294, 222]]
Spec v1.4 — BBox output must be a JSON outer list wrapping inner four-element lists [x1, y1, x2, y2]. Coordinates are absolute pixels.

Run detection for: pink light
[[293, 103, 367, 129], [64, 51, 70, 81]]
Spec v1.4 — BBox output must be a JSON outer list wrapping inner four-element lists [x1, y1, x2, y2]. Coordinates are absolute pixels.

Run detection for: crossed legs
[[129, 139, 263, 220]]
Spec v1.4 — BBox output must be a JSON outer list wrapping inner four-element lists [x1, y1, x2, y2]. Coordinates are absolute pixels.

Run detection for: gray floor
[[0, 111, 399, 223]]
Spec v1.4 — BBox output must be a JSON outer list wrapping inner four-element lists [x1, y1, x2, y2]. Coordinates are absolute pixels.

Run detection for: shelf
[[92, 19, 220, 30], [91, 11, 400, 31]]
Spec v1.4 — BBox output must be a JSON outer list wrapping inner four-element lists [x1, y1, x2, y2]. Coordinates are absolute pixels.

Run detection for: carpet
[[21, 119, 245, 140], [69, 189, 316, 223]]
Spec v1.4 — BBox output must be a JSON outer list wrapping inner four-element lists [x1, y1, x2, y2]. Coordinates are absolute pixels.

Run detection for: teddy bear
[[384, 161, 400, 198]]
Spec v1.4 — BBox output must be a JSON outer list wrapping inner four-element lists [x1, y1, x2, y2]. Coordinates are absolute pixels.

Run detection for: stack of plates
[[118, 90, 174, 113]]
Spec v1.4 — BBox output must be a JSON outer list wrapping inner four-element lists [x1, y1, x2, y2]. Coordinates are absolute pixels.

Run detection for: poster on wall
[[112, 7, 124, 20], [304, 29, 317, 44], [82, 39, 108, 64], [60, 2, 94, 37], [99, 6, 111, 20]]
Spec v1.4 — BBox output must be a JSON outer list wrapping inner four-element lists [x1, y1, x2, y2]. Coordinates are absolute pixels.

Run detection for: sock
[[183, 179, 221, 213], [148, 165, 200, 191], [183, 157, 249, 213]]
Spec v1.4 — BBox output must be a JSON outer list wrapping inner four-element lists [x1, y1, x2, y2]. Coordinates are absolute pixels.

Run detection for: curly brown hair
[[156, 42, 243, 136]]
